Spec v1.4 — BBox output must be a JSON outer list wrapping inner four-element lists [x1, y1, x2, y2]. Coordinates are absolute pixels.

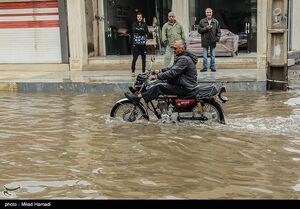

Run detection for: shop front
[[0, 0, 63, 63], [86, 0, 258, 58], [67, 0, 273, 70], [188, 0, 257, 55], [85, 0, 172, 57]]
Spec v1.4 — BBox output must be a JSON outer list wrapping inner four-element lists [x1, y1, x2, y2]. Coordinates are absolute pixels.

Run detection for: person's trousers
[[131, 45, 147, 73], [202, 46, 216, 70], [142, 80, 188, 103], [164, 45, 175, 68]]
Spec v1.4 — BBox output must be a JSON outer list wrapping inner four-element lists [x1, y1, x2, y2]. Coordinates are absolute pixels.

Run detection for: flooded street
[[0, 91, 300, 199]]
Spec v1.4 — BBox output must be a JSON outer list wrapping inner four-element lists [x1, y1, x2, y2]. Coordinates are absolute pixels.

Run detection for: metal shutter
[[0, 0, 62, 63]]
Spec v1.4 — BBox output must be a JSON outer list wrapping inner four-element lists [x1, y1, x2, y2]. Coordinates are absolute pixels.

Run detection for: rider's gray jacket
[[157, 51, 198, 91]]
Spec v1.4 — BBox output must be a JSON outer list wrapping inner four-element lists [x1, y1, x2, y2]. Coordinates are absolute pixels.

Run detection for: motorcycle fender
[[116, 98, 131, 104]]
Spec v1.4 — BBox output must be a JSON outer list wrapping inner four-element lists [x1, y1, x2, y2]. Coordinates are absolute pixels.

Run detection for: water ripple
[[0, 91, 300, 199]]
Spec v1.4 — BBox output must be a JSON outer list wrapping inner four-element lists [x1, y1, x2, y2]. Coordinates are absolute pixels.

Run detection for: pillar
[[172, 0, 190, 39], [257, 0, 268, 69], [67, 0, 88, 70], [291, 0, 300, 51]]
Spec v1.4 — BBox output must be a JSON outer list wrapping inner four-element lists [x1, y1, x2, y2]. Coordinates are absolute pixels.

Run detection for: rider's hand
[[149, 75, 156, 81], [155, 69, 160, 74]]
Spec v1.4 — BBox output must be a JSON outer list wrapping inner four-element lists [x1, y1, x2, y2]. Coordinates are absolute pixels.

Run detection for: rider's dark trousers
[[131, 44, 146, 73], [141, 80, 188, 103]]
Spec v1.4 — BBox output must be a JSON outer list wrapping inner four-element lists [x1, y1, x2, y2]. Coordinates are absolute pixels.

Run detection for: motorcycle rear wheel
[[110, 100, 146, 122], [194, 99, 225, 124]]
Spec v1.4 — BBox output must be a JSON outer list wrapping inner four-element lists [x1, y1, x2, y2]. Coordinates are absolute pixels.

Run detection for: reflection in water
[[0, 91, 300, 199]]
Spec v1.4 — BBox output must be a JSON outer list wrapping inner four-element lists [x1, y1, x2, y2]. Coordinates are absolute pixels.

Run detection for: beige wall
[[67, 0, 88, 70], [291, 0, 300, 51], [172, 0, 190, 39], [256, 0, 268, 69]]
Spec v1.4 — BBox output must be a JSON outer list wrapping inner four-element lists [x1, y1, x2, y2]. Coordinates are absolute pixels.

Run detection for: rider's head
[[173, 40, 186, 55]]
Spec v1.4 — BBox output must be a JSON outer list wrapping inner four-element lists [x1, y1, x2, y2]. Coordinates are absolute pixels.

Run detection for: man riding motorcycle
[[125, 40, 198, 103]]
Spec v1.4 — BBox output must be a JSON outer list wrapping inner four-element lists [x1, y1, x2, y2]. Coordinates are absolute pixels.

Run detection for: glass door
[[189, 0, 257, 53], [245, 0, 257, 52], [103, 0, 120, 55]]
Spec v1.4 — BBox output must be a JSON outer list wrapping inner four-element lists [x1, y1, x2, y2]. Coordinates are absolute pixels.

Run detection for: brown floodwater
[[0, 91, 300, 199]]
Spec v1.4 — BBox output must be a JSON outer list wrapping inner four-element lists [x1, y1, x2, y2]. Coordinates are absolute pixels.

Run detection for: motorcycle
[[110, 71, 228, 124]]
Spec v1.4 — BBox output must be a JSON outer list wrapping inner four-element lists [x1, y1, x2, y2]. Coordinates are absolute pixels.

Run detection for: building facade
[[66, 0, 300, 71], [0, 0, 64, 63], [0, 0, 299, 72]]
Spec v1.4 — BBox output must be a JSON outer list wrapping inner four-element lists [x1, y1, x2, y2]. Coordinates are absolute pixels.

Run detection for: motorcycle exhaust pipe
[[218, 85, 228, 103]]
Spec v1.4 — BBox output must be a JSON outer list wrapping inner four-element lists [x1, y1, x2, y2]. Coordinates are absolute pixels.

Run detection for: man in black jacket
[[198, 8, 221, 72], [126, 40, 198, 103], [131, 12, 149, 77]]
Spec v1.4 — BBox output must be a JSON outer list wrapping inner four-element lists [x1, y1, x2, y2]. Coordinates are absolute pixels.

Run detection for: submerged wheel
[[193, 99, 225, 124], [110, 100, 146, 122]]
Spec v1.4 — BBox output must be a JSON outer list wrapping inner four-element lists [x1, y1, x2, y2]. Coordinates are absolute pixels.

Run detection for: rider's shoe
[[125, 92, 141, 103], [129, 85, 141, 94]]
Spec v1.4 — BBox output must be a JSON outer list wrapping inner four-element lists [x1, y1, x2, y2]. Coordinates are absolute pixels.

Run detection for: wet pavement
[[0, 90, 300, 199]]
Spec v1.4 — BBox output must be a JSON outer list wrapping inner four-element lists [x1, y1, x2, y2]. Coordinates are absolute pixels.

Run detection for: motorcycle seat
[[157, 84, 219, 100], [180, 86, 201, 99], [158, 86, 201, 100]]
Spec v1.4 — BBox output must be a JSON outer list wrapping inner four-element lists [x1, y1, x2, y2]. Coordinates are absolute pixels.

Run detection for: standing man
[[162, 12, 185, 68], [198, 8, 221, 72], [131, 12, 149, 77]]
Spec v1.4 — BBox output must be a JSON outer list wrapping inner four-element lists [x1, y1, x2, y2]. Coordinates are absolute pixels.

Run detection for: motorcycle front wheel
[[110, 99, 147, 122]]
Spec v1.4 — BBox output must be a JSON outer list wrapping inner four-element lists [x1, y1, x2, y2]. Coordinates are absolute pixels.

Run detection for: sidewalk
[[0, 67, 267, 92]]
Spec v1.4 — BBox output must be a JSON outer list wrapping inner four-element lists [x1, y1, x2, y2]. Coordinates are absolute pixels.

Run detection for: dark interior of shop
[[192, 0, 257, 52], [86, 0, 257, 56], [103, 0, 171, 55]]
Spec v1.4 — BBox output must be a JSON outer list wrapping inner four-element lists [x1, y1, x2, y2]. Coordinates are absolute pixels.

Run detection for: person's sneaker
[[211, 68, 216, 72], [125, 92, 141, 103], [200, 68, 207, 72]]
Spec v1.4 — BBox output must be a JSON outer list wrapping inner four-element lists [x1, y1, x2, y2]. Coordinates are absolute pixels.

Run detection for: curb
[[10, 81, 267, 93]]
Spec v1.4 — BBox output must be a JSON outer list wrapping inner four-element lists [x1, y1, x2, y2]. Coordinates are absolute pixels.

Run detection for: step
[[0, 64, 69, 71], [86, 55, 257, 70]]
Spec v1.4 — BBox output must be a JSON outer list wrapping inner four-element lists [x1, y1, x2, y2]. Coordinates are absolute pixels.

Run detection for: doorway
[[190, 0, 257, 53], [103, 0, 172, 55], [85, 0, 172, 57]]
